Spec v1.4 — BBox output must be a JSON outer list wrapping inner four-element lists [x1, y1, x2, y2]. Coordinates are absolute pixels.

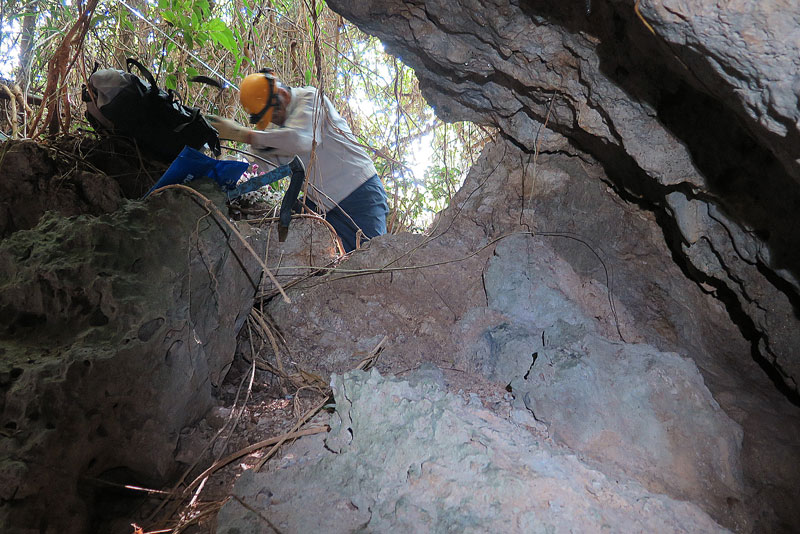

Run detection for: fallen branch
[[185, 425, 329, 493], [30, 0, 99, 136]]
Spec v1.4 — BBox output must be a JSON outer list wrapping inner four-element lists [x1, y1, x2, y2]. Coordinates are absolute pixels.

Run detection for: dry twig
[[253, 335, 387, 471]]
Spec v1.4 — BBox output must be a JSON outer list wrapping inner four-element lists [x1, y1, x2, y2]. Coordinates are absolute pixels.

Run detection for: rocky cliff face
[[3, 2, 800, 533], [258, 135, 799, 533], [327, 0, 800, 398], [0, 140, 339, 532], [246, 0, 800, 531], [0, 171, 261, 531]]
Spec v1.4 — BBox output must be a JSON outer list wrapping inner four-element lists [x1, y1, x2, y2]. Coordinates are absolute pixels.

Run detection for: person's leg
[[292, 195, 354, 250], [325, 175, 388, 252]]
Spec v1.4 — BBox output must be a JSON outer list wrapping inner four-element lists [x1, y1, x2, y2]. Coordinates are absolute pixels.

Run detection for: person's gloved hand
[[206, 115, 250, 143]]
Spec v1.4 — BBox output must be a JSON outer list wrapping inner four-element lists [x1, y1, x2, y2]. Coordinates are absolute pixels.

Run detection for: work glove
[[206, 115, 250, 143]]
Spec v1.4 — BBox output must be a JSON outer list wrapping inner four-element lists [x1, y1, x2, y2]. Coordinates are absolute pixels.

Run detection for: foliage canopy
[[0, 0, 492, 230]]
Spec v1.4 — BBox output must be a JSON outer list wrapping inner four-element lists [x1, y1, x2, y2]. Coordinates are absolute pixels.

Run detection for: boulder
[[217, 370, 731, 534], [0, 181, 263, 533], [327, 0, 800, 399]]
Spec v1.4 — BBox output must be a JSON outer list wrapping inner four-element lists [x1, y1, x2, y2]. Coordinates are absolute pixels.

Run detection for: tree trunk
[[16, 0, 39, 88], [114, 0, 145, 69]]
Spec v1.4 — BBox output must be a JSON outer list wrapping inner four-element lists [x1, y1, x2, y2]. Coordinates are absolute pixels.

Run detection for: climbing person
[[207, 69, 389, 252]]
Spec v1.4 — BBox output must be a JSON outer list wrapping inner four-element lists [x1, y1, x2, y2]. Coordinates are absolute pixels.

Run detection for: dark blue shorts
[[304, 175, 389, 252]]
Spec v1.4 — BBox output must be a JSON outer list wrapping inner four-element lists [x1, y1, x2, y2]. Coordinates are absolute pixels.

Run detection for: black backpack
[[82, 59, 220, 163]]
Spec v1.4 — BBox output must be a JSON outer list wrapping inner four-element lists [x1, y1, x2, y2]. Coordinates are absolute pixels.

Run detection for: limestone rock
[[0, 140, 123, 239], [635, 0, 800, 180], [217, 370, 730, 534], [0, 182, 264, 533], [327, 0, 800, 399], [263, 137, 800, 531]]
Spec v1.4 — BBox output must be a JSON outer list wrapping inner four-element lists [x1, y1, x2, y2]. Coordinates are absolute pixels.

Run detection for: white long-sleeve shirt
[[249, 87, 377, 211]]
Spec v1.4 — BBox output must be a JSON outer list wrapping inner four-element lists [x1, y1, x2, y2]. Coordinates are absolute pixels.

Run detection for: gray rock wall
[[479, 234, 747, 527], [264, 136, 800, 530], [0, 183, 264, 533], [327, 0, 800, 397], [218, 370, 731, 534]]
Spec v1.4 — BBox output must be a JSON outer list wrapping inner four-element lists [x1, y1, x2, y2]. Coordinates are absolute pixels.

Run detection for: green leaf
[[204, 18, 237, 55], [9, 11, 38, 20], [233, 55, 244, 80], [165, 73, 178, 90]]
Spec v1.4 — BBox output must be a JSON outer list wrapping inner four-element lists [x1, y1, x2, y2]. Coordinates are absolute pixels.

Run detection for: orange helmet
[[239, 69, 280, 130]]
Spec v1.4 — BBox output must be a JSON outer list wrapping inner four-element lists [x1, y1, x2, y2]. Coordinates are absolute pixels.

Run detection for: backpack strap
[[173, 107, 201, 132], [126, 58, 158, 90], [278, 157, 307, 242]]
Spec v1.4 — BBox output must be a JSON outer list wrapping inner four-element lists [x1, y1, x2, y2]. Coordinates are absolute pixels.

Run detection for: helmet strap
[[248, 68, 280, 125]]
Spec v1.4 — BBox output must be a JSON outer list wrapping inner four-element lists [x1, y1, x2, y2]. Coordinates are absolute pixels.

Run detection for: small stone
[[207, 406, 232, 429]]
